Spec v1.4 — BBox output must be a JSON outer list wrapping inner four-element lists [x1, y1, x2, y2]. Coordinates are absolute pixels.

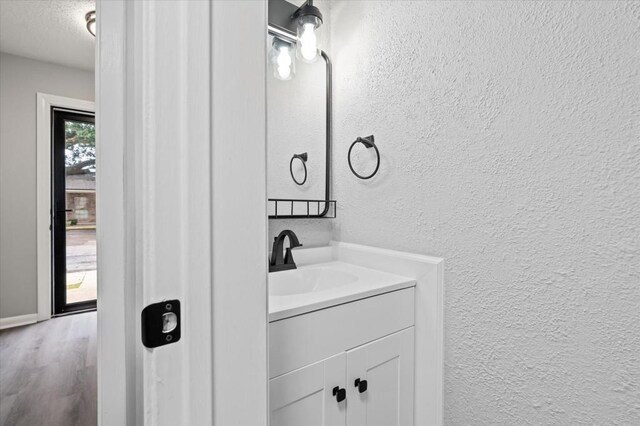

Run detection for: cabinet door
[[346, 327, 414, 426], [270, 353, 347, 426]]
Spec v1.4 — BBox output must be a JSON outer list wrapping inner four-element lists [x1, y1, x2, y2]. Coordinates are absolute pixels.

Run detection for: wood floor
[[0, 312, 96, 426]]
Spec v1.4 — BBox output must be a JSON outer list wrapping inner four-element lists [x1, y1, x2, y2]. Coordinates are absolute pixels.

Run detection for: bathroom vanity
[[268, 246, 417, 426]]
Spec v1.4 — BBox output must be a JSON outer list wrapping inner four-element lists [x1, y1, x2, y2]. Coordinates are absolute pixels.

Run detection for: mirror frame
[[268, 23, 333, 219]]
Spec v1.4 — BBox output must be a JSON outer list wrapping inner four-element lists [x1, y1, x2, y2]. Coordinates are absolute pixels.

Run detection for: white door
[[346, 328, 415, 426], [270, 353, 347, 426]]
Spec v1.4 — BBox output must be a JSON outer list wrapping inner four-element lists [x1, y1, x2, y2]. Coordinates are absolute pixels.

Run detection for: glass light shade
[[271, 39, 295, 81], [296, 15, 321, 63]]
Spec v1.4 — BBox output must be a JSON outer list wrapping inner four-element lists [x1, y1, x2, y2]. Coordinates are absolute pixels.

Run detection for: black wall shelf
[[269, 199, 336, 219]]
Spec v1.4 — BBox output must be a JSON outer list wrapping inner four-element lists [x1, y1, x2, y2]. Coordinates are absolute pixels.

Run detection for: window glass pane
[[64, 120, 97, 304]]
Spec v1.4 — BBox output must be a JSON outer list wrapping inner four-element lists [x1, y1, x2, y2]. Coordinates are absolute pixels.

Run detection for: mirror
[[267, 35, 332, 218]]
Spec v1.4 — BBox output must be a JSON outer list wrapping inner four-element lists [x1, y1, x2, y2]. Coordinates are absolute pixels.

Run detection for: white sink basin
[[268, 259, 416, 321], [269, 267, 358, 297]]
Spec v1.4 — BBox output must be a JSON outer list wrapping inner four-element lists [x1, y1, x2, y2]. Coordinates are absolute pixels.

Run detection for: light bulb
[[299, 23, 317, 61], [277, 47, 292, 68], [277, 66, 291, 80], [271, 39, 294, 80], [276, 46, 292, 79], [293, 2, 323, 63]]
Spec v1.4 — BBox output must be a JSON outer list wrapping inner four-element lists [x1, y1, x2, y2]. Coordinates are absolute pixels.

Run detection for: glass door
[[52, 109, 96, 315]]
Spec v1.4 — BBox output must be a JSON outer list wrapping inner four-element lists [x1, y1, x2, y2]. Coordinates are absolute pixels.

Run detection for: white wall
[[0, 53, 94, 319], [324, 1, 639, 424]]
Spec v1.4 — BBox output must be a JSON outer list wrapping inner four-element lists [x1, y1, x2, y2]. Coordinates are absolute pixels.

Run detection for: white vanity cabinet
[[346, 328, 414, 426], [269, 353, 346, 426], [269, 287, 415, 426]]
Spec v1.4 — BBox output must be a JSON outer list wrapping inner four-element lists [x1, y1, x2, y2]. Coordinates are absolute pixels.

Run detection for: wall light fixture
[[292, 1, 323, 63], [268, 0, 325, 79]]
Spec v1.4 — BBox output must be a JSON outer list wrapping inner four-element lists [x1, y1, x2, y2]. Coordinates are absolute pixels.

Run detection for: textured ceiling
[[0, 0, 95, 71]]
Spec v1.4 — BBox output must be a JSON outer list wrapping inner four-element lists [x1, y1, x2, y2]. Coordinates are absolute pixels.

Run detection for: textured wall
[[327, 1, 640, 424], [0, 53, 94, 319]]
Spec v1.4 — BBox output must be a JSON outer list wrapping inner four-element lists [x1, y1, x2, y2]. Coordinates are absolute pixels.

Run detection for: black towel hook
[[348, 135, 380, 180], [290, 152, 308, 185]]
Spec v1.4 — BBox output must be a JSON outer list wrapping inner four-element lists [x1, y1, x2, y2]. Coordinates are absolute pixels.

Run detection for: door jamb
[[96, 1, 268, 424], [36, 93, 95, 322]]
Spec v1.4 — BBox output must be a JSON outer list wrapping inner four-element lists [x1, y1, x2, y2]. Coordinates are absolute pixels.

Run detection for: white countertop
[[268, 260, 416, 322]]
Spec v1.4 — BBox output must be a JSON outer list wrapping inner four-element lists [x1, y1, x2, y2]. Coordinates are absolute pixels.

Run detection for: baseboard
[[0, 313, 38, 330]]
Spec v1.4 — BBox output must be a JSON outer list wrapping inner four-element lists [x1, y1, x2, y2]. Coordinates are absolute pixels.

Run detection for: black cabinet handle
[[354, 378, 368, 393], [332, 386, 346, 403]]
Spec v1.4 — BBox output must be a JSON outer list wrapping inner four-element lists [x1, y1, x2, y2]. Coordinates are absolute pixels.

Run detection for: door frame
[[36, 93, 95, 322], [51, 109, 97, 315], [96, 1, 268, 425]]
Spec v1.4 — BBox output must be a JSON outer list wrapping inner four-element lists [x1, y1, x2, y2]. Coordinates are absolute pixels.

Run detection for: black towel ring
[[290, 152, 308, 185], [348, 135, 380, 180]]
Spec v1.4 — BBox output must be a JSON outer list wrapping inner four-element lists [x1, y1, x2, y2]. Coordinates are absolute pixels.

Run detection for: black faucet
[[269, 230, 303, 273]]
